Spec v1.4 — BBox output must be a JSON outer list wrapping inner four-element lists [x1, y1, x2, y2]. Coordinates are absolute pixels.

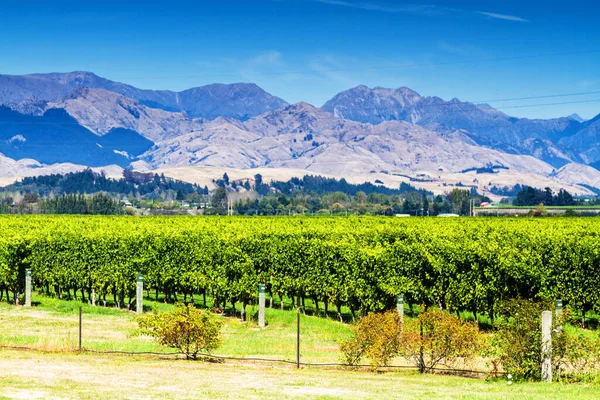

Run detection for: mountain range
[[1, 71, 600, 196], [0, 71, 288, 120]]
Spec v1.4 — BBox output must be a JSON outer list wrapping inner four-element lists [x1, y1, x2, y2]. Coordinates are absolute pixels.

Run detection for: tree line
[[0, 193, 123, 215], [1, 169, 208, 199], [513, 186, 575, 207]]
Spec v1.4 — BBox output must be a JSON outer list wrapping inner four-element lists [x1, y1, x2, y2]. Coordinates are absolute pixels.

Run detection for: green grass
[[2, 295, 600, 398], [0, 350, 599, 399], [0, 294, 352, 362]]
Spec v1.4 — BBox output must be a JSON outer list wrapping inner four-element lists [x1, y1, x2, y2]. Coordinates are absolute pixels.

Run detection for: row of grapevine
[[1, 215, 599, 322]]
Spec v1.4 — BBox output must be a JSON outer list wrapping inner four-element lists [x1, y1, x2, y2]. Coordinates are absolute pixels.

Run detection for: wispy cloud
[[316, 1, 530, 22], [476, 11, 529, 22], [316, 0, 455, 15], [249, 50, 283, 66], [242, 50, 302, 82], [438, 42, 471, 57], [578, 80, 598, 88], [307, 54, 359, 87]]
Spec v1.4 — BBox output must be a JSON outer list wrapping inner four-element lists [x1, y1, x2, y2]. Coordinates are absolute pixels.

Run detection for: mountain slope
[[559, 114, 600, 164], [140, 103, 556, 177], [322, 85, 587, 167], [47, 88, 203, 142], [0, 71, 288, 120], [0, 106, 131, 167]]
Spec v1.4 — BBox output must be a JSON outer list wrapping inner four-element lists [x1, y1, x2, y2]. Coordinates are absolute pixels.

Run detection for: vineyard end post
[[258, 284, 266, 328], [555, 299, 563, 332], [78, 306, 82, 352], [541, 310, 552, 382], [136, 274, 144, 315], [25, 269, 32, 307], [396, 294, 404, 326], [296, 310, 300, 369]]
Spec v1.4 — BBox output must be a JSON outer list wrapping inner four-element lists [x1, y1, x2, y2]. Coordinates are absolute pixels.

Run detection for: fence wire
[[0, 344, 498, 376]]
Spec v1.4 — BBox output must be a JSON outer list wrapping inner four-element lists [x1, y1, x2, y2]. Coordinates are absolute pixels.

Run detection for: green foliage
[[514, 186, 575, 207], [553, 327, 600, 382], [340, 311, 403, 369], [493, 299, 600, 382], [136, 304, 223, 359], [211, 187, 228, 210], [492, 299, 553, 381], [3, 215, 600, 328], [1, 169, 207, 199]]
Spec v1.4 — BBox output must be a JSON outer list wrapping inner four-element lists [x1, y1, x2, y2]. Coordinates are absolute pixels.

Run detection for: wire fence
[[0, 344, 499, 377]]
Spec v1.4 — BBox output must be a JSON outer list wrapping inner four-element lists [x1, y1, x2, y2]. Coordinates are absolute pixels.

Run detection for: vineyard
[[1, 215, 600, 325]]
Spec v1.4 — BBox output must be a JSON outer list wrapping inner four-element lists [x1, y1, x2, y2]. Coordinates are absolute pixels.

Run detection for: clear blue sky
[[1, 0, 599, 119]]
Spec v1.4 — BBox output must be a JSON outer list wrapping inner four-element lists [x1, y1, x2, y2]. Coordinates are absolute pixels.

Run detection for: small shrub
[[340, 310, 483, 373], [489, 299, 598, 381], [400, 310, 484, 373], [563, 209, 579, 217], [528, 203, 548, 217], [135, 304, 223, 360], [340, 311, 402, 370], [492, 299, 548, 381], [495, 300, 600, 382]]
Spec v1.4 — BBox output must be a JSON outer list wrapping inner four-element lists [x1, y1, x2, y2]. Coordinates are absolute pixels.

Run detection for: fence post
[[258, 284, 266, 328], [136, 274, 144, 315], [25, 269, 32, 307], [296, 310, 300, 369], [396, 294, 404, 325], [555, 299, 563, 333], [541, 310, 552, 382], [78, 306, 82, 352]]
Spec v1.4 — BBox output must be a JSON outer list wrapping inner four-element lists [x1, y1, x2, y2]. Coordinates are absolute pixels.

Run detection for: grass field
[[1, 296, 600, 399], [2, 350, 600, 400], [0, 294, 353, 363]]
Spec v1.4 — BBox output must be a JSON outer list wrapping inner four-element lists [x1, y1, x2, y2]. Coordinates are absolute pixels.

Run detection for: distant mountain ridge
[[322, 85, 594, 168], [2, 72, 600, 196], [139, 101, 557, 176], [0, 71, 288, 120]]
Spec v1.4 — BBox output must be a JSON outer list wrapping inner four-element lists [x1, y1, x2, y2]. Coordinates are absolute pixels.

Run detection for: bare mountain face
[[0, 71, 288, 120], [2, 74, 600, 194], [322, 85, 595, 168], [47, 88, 204, 142], [140, 102, 556, 178], [558, 115, 600, 163]]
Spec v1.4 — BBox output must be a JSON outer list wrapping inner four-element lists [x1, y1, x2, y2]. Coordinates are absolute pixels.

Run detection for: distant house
[[480, 202, 492, 208], [438, 213, 460, 217], [395, 214, 411, 217], [123, 201, 133, 207]]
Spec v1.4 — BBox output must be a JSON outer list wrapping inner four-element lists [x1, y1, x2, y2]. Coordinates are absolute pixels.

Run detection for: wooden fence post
[[396, 294, 404, 326], [136, 274, 144, 315], [541, 310, 552, 382], [25, 269, 32, 307], [258, 284, 266, 328]]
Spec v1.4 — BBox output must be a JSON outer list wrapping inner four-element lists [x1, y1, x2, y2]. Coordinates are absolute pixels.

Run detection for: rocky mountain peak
[[0, 72, 289, 121], [568, 113, 585, 123]]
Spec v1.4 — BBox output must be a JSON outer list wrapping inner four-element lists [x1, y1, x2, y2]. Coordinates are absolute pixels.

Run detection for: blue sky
[[1, 0, 599, 119]]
